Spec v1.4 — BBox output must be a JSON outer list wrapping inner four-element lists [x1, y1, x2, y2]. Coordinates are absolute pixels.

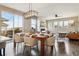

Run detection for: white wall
[[46, 16, 79, 33]]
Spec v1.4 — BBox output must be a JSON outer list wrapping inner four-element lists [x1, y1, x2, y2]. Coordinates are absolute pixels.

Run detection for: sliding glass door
[[1, 11, 23, 39], [1, 11, 14, 38]]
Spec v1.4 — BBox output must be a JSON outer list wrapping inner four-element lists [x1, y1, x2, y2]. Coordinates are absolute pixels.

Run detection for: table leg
[[40, 40, 45, 56], [14, 42, 16, 49]]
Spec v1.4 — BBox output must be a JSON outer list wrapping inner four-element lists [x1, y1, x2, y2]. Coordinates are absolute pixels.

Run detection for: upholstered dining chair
[[0, 42, 6, 56], [14, 33, 24, 54], [23, 36, 36, 56], [31, 34, 39, 51], [0, 32, 7, 56], [45, 36, 56, 56]]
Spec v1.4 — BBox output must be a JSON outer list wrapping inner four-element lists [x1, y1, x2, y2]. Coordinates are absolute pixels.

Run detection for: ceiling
[[1, 3, 79, 19]]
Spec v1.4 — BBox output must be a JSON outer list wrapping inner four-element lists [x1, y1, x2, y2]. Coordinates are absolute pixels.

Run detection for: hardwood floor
[[3, 38, 79, 56]]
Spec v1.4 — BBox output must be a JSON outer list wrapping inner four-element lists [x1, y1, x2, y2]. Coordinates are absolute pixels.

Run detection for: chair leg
[[0, 49, 2, 56], [37, 44, 38, 51], [23, 45, 32, 56], [21, 43, 23, 54], [29, 46, 31, 56], [36, 41, 38, 50], [47, 46, 53, 56], [50, 46, 53, 56], [3, 48, 5, 56], [54, 45, 56, 56], [23, 45, 26, 55], [16, 43, 19, 55], [46, 46, 48, 56], [47, 46, 50, 56]]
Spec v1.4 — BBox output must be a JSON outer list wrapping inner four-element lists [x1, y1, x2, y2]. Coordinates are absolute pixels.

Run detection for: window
[[14, 15, 23, 28], [64, 21, 68, 27], [1, 11, 13, 29], [18, 16, 23, 27], [37, 19, 40, 31], [14, 15, 19, 28], [31, 18, 37, 29], [53, 20, 69, 27], [47, 21, 53, 31], [1, 11, 23, 38], [1, 11, 23, 29], [59, 21, 63, 27], [53, 21, 58, 27]]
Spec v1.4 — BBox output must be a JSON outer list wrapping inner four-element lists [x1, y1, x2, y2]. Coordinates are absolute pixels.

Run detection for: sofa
[[66, 32, 79, 40]]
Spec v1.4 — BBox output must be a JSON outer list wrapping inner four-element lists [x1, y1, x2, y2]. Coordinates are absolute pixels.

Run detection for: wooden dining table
[[14, 33, 49, 56], [33, 35, 49, 56]]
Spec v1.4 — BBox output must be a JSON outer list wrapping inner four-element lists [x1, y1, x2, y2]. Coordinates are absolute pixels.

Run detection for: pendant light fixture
[[29, 3, 32, 17]]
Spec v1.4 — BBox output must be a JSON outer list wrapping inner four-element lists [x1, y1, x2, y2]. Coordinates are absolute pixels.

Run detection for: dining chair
[[23, 36, 36, 56], [14, 33, 24, 54], [0, 32, 7, 56], [31, 34, 39, 51], [0, 42, 6, 56], [45, 36, 56, 56]]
